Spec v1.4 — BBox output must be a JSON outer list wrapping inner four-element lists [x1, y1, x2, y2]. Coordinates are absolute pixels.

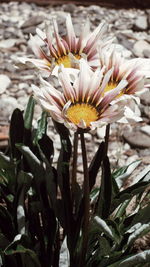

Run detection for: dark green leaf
[[0, 205, 15, 240], [55, 121, 74, 251], [16, 144, 44, 185], [37, 144, 56, 207], [9, 109, 24, 160], [24, 96, 35, 130], [113, 160, 141, 188], [0, 234, 10, 249], [93, 216, 115, 241], [114, 199, 130, 219], [0, 152, 15, 170], [88, 141, 105, 191], [111, 181, 150, 213], [33, 111, 47, 145], [127, 222, 150, 246], [117, 250, 150, 266], [53, 120, 70, 140], [38, 134, 54, 163], [15, 171, 32, 234], [90, 187, 99, 204], [96, 156, 112, 219], [125, 204, 150, 229], [57, 137, 73, 237], [129, 165, 150, 186], [5, 244, 41, 267]]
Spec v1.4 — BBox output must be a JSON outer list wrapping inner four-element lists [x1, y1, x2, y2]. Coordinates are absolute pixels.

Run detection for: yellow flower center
[[104, 81, 118, 94], [66, 103, 98, 127], [56, 54, 81, 68], [104, 81, 124, 97]]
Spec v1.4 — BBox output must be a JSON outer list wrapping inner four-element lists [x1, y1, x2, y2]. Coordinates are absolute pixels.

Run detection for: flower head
[[99, 45, 147, 96], [98, 46, 149, 122], [21, 14, 110, 76], [32, 60, 128, 131]]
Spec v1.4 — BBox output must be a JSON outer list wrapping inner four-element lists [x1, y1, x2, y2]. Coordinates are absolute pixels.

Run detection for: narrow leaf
[[96, 156, 112, 219], [5, 244, 41, 267], [16, 144, 45, 189], [33, 111, 47, 145], [0, 205, 15, 240], [111, 181, 149, 213], [126, 204, 150, 228], [16, 171, 32, 234], [127, 223, 150, 246], [24, 96, 35, 130], [9, 109, 24, 160], [0, 152, 15, 170], [119, 250, 150, 266], [38, 135, 54, 163], [130, 165, 150, 186], [114, 160, 141, 188], [94, 216, 115, 241], [88, 142, 105, 191]]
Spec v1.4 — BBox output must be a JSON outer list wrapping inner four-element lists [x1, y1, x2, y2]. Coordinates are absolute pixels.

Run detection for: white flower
[[21, 14, 110, 75], [98, 45, 149, 122], [32, 60, 128, 132]]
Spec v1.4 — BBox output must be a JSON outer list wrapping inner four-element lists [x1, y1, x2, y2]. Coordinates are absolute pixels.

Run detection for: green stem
[[71, 132, 78, 203], [79, 132, 90, 267]]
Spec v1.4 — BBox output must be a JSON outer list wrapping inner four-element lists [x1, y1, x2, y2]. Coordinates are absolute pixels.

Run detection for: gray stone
[[134, 15, 148, 31], [139, 148, 150, 157], [63, 4, 77, 13], [0, 75, 11, 94], [22, 26, 36, 35], [20, 16, 44, 29], [143, 49, 150, 58], [0, 96, 22, 120], [123, 128, 150, 148], [0, 39, 17, 48], [141, 125, 150, 136], [116, 33, 134, 51], [143, 106, 150, 120], [140, 90, 150, 106], [133, 40, 150, 57]]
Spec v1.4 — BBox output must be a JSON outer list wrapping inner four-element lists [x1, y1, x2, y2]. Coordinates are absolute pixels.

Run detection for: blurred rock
[[0, 39, 17, 48], [20, 15, 44, 29], [116, 33, 134, 51], [0, 96, 22, 121], [133, 40, 150, 57], [140, 90, 150, 105], [134, 15, 148, 31], [141, 125, 150, 136], [0, 75, 11, 94], [143, 49, 150, 58], [123, 127, 150, 148], [63, 4, 77, 13], [22, 26, 37, 34]]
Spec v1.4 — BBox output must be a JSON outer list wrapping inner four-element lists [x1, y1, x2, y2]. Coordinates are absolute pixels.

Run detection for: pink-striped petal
[[66, 14, 76, 51], [98, 79, 128, 111], [29, 34, 50, 61], [58, 66, 76, 102]]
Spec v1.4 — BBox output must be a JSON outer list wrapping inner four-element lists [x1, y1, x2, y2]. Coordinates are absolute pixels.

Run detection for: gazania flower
[[99, 45, 147, 96], [32, 60, 128, 131], [98, 46, 149, 122], [21, 14, 110, 75]]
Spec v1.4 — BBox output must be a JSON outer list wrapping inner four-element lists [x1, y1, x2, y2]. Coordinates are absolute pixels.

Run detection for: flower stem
[[79, 132, 90, 267], [71, 132, 78, 203], [104, 123, 110, 156]]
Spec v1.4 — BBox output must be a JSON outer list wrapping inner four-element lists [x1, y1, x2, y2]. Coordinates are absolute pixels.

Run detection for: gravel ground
[[0, 1, 150, 176]]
